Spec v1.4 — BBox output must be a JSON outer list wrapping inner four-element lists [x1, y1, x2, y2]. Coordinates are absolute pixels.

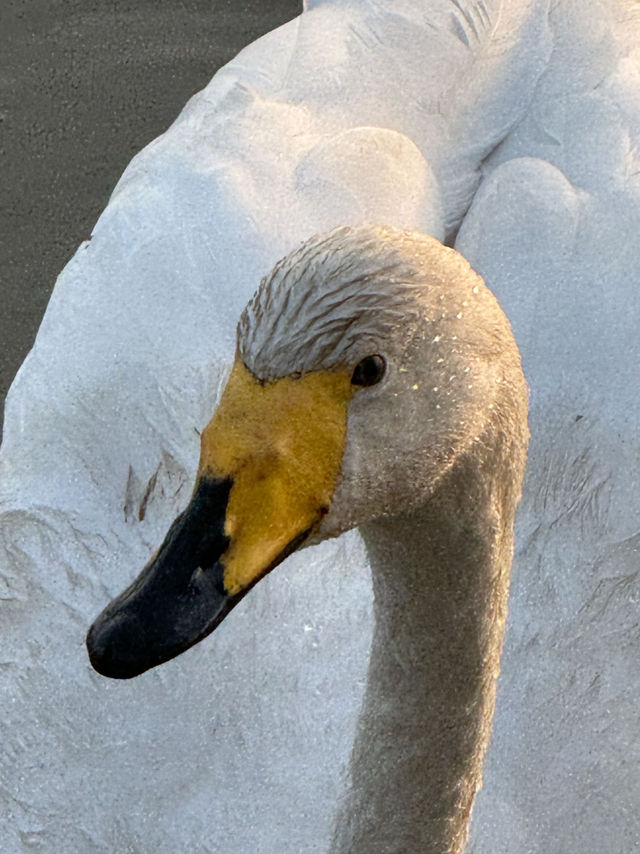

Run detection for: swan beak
[[87, 360, 353, 679]]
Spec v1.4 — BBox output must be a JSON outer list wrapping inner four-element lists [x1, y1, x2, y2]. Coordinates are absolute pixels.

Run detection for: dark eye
[[351, 354, 386, 387]]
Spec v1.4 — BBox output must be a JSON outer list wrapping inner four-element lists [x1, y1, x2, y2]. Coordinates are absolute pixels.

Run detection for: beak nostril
[[189, 561, 226, 596]]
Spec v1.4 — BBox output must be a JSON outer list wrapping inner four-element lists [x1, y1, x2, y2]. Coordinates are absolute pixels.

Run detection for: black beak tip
[[86, 616, 151, 680], [86, 476, 237, 679]]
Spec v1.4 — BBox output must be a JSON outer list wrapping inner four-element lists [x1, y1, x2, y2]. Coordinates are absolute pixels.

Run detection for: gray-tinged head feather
[[237, 225, 442, 381]]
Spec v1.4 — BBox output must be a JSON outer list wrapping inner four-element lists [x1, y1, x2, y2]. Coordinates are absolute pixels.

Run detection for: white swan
[[2, 1, 640, 852]]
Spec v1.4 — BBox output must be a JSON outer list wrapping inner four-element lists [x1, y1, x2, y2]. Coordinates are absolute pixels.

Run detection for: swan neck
[[330, 436, 524, 854]]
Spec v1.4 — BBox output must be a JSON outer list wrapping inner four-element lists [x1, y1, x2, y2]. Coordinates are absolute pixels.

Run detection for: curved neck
[[330, 434, 524, 854]]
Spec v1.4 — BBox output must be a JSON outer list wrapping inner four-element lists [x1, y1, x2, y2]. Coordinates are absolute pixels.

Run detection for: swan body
[[1, 1, 640, 851]]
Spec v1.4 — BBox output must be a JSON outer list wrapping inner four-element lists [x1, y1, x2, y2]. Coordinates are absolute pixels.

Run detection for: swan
[[2, 1, 640, 851], [86, 225, 529, 852]]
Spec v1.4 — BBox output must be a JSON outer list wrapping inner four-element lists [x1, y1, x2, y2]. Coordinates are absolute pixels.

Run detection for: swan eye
[[351, 354, 386, 387]]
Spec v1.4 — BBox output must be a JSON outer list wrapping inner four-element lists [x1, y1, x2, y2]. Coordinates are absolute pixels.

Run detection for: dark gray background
[[1, 0, 301, 436]]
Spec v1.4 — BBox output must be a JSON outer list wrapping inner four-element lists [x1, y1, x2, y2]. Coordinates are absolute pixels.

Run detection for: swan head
[[87, 224, 527, 678]]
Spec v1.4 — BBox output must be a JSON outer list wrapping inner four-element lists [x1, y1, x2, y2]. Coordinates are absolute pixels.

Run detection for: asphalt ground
[[1, 0, 301, 438]]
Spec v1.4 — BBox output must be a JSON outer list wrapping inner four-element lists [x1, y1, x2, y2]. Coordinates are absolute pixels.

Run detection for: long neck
[[329, 431, 524, 854]]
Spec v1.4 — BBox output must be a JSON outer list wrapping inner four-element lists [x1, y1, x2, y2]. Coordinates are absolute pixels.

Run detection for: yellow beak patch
[[198, 360, 355, 595]]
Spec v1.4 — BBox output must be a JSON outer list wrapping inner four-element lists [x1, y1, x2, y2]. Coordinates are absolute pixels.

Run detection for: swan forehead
[[237, 224, 461, 381]]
